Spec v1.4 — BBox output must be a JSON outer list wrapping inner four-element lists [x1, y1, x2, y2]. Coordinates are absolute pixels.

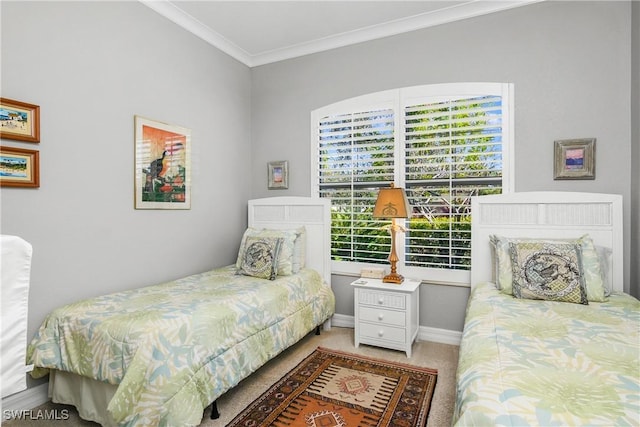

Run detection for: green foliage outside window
[[317, 88, 507, 272]]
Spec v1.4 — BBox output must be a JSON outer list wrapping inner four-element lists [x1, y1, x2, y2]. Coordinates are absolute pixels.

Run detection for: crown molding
[[140, 0, 253, 65], [141, 0, 543, 68]]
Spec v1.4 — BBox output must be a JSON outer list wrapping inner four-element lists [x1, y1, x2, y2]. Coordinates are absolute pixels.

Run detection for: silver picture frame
[[268, 160, 288, 189], [554, 138, 596, 180]]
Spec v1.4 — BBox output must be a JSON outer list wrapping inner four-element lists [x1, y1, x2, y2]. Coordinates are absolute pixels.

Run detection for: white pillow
[[291, 226, 306, 273], [595, 246, 613, 296]]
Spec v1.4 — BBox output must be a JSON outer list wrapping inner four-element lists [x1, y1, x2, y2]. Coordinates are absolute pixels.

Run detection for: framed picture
[[0, 98, 40, 143], [268, 161, 288, 189], [0, 146, 40, 188], [554, 138, 596, 180], [134, 116, 191, 209]]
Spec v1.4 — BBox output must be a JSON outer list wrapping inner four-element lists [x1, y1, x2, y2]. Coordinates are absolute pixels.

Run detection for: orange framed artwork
[[0, 146, 40, 188], [0, 98, 40, 143], [134, 116, 191, 209]]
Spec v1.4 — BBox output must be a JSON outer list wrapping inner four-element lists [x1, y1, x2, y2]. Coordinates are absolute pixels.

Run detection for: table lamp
[[372, 184, 411, 284]]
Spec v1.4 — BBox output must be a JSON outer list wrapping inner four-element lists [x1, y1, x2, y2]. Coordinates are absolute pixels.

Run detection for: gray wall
[[1, 1, 636, 360], [250, 1, 636, 330], [1, 1, 253, 348], [632, 1, 640, 306]]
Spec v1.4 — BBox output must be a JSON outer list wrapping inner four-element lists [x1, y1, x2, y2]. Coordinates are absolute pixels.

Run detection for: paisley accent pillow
[[490, 234, 606, 301], [509, 241, 588, 304], [236, 228, 303, 276], [236, 236, 283, 280]]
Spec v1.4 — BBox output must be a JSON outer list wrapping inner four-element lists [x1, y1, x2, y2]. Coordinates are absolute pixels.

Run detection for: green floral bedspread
[[454, 282, 640, 427], [27, 266, 335, 426]]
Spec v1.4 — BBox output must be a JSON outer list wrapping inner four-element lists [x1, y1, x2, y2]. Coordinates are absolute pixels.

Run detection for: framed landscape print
[[0, 146, 40, 188], [554, 138, 596, 180], [134, 116, 191, 209], [0, 98, 40, 143]]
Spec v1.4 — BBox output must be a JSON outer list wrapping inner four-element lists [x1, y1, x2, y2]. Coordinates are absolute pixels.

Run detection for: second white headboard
[[470, 192, 623, 292], [248, 197, 331, 286]]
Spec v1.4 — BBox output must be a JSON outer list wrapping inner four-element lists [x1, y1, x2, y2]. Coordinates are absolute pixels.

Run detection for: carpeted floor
[[4, 327, 459, 426]]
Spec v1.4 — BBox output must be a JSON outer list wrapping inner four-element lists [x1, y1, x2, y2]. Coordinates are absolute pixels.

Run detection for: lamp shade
[[373, 184, 411, 219]]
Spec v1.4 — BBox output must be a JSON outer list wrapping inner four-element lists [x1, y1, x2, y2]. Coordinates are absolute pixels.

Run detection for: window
[[311, 83, 513, 285]]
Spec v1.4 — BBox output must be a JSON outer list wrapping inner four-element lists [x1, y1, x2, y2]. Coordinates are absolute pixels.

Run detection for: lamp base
[[382, 272, 404, 284]]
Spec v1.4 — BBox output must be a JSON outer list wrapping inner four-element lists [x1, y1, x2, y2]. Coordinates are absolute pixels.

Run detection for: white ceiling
[[141, 0, 542, 67]]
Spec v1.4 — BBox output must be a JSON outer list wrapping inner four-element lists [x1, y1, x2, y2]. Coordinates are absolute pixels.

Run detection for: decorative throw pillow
[[489, 234, 512, 292], [236, 228, 300, 276], [236, 236, 282, 280], [490, 234, 606, 302], [578, 235, 606, 302], [509, 240, 588, 305], [595, 245, 613, 296], [291, 226, 306, 273]]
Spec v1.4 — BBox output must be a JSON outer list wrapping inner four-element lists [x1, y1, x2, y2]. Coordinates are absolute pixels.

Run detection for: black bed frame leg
[[210, 400, 220, 419], [315, 325, 321, 335]]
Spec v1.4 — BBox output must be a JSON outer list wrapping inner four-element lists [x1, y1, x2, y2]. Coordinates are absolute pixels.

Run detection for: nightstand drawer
[[358, 289, 406, 309], [359, 323, 406, 344], [359, 306, 405, 327]]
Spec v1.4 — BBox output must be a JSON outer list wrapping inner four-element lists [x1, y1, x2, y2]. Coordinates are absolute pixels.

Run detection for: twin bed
[[454, 192, 640, 426], [27, 192, 639, 426], [27, 197, 335, 426]]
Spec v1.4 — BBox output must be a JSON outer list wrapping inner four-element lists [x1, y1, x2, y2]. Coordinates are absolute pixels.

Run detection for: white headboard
[[471, 192, 623, 292], [248, 197, 331, 286]]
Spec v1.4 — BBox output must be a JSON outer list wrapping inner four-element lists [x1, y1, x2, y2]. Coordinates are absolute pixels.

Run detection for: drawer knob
[[378, 330, 384, 337], [378, 314, 384, 321], [378, 298, 384, 304]]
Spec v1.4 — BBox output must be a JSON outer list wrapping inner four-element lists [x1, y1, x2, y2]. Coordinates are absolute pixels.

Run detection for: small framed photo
[[0, 146, 40, 188], [134, 116, 191, 209], [0, 98, 40, 143], [554, 138, 596, 180], [268, 160, 288, 189]]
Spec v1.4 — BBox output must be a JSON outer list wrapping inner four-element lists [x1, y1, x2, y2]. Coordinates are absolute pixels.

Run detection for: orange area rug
[[228, 347, 438, 426]]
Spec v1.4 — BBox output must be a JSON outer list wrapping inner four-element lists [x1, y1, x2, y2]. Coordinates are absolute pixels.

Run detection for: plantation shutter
[[312, 83, 512, 283], [317, 108, 395, 263], [404, 95, 504, 270]]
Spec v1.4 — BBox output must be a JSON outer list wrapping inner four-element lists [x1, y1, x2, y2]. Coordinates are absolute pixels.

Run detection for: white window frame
[[311, 82, 514, 286]]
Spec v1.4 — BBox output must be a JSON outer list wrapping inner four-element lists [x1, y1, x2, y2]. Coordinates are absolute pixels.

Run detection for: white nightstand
[[351, 277, 421, 357]]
